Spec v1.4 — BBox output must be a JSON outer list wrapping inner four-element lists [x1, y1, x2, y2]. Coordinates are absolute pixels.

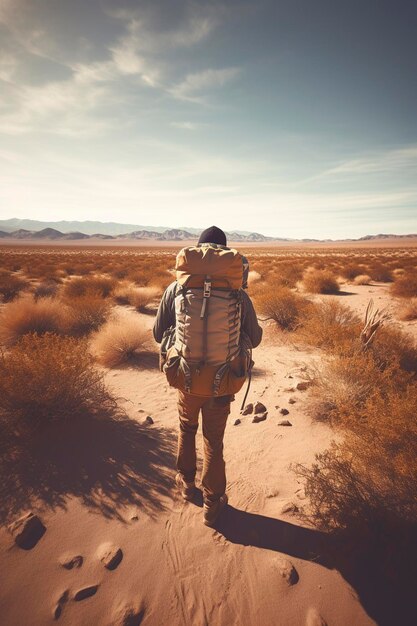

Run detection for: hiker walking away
[[153, 226, 262, 527]]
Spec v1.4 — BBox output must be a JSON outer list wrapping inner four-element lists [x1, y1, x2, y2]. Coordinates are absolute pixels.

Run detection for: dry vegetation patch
[[302, 269, 340, 294], [91, 313, 151, 367], [0, 333, 116, 431], [0, 296, 67, 346], [255, 286, 312, 331]]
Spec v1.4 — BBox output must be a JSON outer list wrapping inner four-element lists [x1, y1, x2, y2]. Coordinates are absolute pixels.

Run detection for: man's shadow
[[211, 505, 417, 626]]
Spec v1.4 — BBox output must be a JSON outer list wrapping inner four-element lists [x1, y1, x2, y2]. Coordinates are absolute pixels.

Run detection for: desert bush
[[369, 264, 393, 282], [65, 294, 111, 335], [247, 270, 262, 286], [91, 313, 151, 367], [0, 333, 116, 431], [302, 269, 340, 294], [296, 426, 417, 537], [129, 286, 161, 311], [298, 300, 361, 354], [0, 272, 29, 302], [397, 298, 417, 321], [255, 286, 312, 331], [33, 280, 59, 300], [63, 276, 116, 299], [368, 325, 417, 373], [390, 272, 417, 298], [353, 274, 372, 285], [0, 296, 67, 346], [340, 264, 363, 281]]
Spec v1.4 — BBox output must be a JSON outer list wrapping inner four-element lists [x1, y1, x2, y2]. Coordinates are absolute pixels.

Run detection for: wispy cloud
[[170, 67, 241, 102], [170, 121, 202, 130]]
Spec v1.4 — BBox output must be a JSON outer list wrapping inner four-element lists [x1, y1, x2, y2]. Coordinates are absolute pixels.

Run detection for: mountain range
[[0, 219, 415, 242]]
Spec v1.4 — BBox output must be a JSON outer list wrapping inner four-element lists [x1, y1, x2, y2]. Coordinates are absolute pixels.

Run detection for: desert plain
[[0, 240, 416, 626]]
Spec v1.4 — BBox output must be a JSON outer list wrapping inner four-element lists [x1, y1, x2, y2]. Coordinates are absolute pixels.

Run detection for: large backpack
[[161, 243, 253, 398]]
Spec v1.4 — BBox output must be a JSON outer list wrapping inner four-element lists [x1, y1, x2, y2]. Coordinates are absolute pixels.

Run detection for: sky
[[0, 0, 416, 239]]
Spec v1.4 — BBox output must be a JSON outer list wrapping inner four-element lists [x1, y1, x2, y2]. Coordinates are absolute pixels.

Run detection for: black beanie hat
[[197, 225, 227, 246]]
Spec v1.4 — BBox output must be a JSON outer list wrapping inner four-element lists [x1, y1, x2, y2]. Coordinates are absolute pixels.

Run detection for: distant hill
[[0, 218, 260, 238], [0, 218, 415, 242]]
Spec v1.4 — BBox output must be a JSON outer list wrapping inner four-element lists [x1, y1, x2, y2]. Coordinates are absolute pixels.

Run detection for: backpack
[[161, 243, 253, 398]]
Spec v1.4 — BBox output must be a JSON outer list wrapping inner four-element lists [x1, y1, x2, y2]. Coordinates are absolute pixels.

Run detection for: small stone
[[275, 405, 279, 409], [275, 558, 299, 585], [280, 408, 289, 416], [53, 590, 69, 620], [144, 415, 154, 425], [281, 502, 299, 514], [296, 381, 311, 391], [234, 418, 241, 426], [288, 374, 293, 379], [306, 608, 327, 626], [74, 585, 99, 601], [8, 512, 46, 550], [278, 420, 292, 426], [241, 403, 253, 415], [283, 387, 295, 393], [97, 543, 123, 570], [254, 401, 267, 413], [60, 554, 83, 570], [288, 398, 296, 404], [137, 409, 145, 413], [252, 412, 268, 423]]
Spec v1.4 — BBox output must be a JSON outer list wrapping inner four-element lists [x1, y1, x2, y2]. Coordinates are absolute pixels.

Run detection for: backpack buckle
[[203, 279, 211, 298]]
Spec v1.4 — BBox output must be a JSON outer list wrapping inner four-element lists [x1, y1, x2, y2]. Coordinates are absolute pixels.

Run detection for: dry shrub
[[129, 286, 161, 311], [33, 280, 59, 300], [63, 276, 116, 299], [0, 272, 29, 302], [0, 296, 66, 346], [397, 298, 417, 321], [369, 264, 393, 282], [390, 272, 417, 298], [298, 300, 361, 354], [0, 333, 116, 431], [91, 313, 150, 367], [340, 264, 363, 281], [302, 269, 340, 294], [295, 314, 417, 559], [113, 281, 136, 305], [369, 325, 417, 373], [353, 274, 372, 285], [247, 270, 262, 286], [65, 294, 111, 335], [255, 286, 312, 331]]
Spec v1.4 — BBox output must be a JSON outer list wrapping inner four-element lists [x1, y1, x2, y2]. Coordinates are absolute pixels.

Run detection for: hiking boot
[[175, 473, 195, 501], [203, 494, 228, 527]]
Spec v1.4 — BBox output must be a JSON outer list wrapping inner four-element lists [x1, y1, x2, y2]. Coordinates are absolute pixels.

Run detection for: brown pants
[[176, 391, 233, 505]]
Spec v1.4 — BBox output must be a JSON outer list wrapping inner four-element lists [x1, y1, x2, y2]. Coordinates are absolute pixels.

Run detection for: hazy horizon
[[1, 1, 417, 238]]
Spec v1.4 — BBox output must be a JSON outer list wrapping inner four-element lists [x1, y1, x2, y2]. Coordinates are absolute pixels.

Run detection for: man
[[153, 226, 262, 526]]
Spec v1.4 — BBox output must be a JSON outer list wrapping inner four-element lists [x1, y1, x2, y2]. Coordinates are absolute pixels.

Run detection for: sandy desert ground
[[0, 243, 416, 626]]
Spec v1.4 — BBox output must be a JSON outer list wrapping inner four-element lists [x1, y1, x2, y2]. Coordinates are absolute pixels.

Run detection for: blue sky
[[0, 0, 416, 238]]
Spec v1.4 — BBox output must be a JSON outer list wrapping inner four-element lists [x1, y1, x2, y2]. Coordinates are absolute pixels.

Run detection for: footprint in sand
[[97, 543, 124, 570], [110, 603, 146, 626], [73, 585, 99, 601], [53, 590, 69, 620], [59, 554, 83, 569]]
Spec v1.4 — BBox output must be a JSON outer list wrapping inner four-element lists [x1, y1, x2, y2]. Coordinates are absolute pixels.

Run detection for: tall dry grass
[[255, 286, 312, 331], [91, 313, 151, 367], [0, 333, 117, 431], [302, 269, 340, 294], [0, 296, 67, 346]]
